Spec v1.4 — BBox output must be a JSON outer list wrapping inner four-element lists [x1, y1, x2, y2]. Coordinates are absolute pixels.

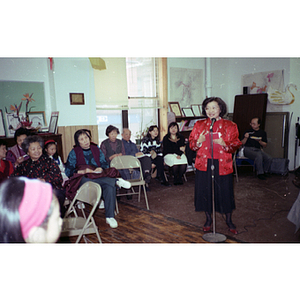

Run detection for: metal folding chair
[[60, 181, 102, 243], [111, 155, 149, 210]]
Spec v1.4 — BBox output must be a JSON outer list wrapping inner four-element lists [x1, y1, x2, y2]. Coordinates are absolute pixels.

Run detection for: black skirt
[[194, 159, 235, 214]]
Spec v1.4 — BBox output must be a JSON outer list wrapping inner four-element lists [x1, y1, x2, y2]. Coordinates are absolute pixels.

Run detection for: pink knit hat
[[18, 178, 53, 240]]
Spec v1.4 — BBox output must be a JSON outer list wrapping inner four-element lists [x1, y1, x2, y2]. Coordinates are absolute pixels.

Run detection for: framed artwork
[[48, 111, 59, 134], [28, 111, 46, 128], [70, 93, 85, 105], [191, 104, 201, 117], [0, 110, 5, 137], [182, 107, 194, 117], [5, 112, 26, 137], [168, 102, 182, 117]]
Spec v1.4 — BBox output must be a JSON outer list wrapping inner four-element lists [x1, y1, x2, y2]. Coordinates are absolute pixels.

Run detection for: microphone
[[210, 118, 216, 132]]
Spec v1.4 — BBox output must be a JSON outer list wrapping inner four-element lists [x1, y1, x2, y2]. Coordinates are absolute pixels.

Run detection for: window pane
[[96, 110, 122, 144], [126, 57, 157, 97], [128, 100, 158, 142]]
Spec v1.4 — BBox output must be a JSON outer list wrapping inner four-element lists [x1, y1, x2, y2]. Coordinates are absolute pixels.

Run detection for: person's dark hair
[[0, 177, 26, 243], [105, 125, 119, 137], [0, 177, 54, 243], [43, 141, 59, 160], [14, 127, 29, 142], [146, 125, 160, 142], [201, 97, 227, 118], [74, 129, 92, 147], [21, 135, 44, 154], [0, 139, 7, 147], [167, 122, 180, 138], [252, 117, 261, 125]]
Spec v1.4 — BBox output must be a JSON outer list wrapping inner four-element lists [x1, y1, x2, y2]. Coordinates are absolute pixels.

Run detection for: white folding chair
[[111, 155, 150, 210], [60, 181, 102, 243]]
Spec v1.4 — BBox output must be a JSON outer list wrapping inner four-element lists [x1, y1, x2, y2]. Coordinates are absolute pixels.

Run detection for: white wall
[[0, 57, 53, 120], [167, 57, 206, 102], [0, 57, 97, 128], [167, 57, 300, 169], [52, 58, 97, 126]]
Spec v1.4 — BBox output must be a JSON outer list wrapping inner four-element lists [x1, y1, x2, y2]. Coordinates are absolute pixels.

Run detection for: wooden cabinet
[[176, 116, 206, 139], [0, 133, 64, 162]]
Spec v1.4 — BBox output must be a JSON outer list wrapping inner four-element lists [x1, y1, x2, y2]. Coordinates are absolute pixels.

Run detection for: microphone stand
[[203, 120, 227, 243]]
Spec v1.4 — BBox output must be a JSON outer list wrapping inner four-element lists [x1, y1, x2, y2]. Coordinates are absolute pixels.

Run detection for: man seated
[[121, 128, 152, 184], [241, 117, 272, 180]]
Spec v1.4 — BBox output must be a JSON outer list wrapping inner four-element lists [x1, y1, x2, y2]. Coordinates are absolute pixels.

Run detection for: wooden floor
[[58, 201, 240, 244]]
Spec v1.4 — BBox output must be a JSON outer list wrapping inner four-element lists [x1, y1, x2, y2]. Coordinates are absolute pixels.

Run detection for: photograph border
[[182, 107, 195, 117], [70, 93, 85, 105], [168, 102, 182, 117], [0, 109, 5, 137], [27, 111, 47, 128], [48, 114, 58, 134]]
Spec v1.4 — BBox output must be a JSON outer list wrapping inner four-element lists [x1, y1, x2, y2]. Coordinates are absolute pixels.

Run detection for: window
[[96, 57, 160, 144], [126, 57, 159, 142]]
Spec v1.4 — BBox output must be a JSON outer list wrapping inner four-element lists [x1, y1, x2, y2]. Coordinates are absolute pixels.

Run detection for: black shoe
[[161, 181, 171, 186], [144, 172, 151, 184], [257, 174, 266, 180], [264, 172, 271, 178], [292, 177, 300, 188]]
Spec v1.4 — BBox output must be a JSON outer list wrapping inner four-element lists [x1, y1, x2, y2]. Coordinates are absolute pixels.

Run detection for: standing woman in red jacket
[[189, 97, 242, 234]]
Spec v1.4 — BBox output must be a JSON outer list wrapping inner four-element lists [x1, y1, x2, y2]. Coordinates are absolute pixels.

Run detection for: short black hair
[[0, 140, 7, 147], [105, 125, 119, 137], [201, 97, 227, 118], [74, 129, 92, 147], [14, 127, 29, 142], [252, 117, 261, 125], [167, 122, 180, 138]]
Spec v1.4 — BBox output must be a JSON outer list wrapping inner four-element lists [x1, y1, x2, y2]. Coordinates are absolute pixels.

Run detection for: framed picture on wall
[[191, 104, 201, 117], [169, 102, 182, 117], [0, 110, 5, 137], [48, 111, 59, 134], [5, 112, 26, 137], [70, 93, 85, 105], [182, 107, 194, 117], [28, 111, 47, 128]]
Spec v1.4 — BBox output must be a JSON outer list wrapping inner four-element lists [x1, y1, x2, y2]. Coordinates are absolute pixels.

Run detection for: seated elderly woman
[[0, 177, 62, 243], [11, 135, 66, 217], [100, 125, 125, 164], [0, 140, 14, 184], [64, 129, 131, 229]]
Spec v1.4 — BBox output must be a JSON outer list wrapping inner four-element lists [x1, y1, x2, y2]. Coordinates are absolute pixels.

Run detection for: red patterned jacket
[[189, 118, 242, 175]]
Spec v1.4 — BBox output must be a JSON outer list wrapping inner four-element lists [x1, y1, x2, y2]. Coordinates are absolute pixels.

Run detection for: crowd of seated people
[[0, 122, 189, 242]]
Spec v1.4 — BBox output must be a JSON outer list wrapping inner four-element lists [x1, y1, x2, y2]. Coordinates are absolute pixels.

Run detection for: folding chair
[[233, 148, 255, 183], [60, 181, 102, 243], [110, 155, 149, 210]]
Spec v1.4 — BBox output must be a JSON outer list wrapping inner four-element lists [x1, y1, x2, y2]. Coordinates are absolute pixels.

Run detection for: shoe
[[203, 226, 211, 232], [257, 174, 266, 180], [144, 172, 151, 184], [116, 178, 131, 189], [161, 181, 171, 186], [203, 220, 211, 232], [292, 177, 300, 188], [106, 217, 118, 228], [99, 200, 104, 209], [264, 172, 271, 178], [226, 222, 238, 234]]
